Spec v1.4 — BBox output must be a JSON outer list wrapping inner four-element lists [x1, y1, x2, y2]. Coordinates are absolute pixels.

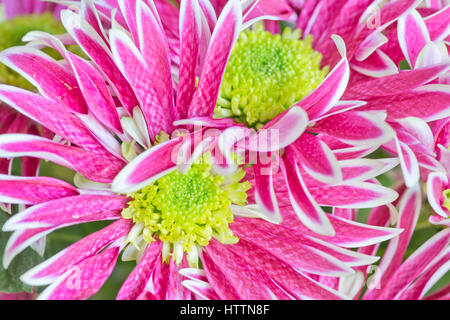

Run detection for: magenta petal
[[0, 175, 79, 205], [116, 241, 162, 300], [3, 195, 127, 231], [203, 240, 275, 299], [351, 49, 398, 78], [61, 9, 139, 114], [292, 133, 342, 184], [312, 111, 395, 147], [376, 229, 450, 300], [112, 137, 183, 193], [253, 163, 281, 223], [0, 47, 88, 114], [0, 134, 125, 183], [109, 28, 174, 140], [424, 5, 450, 41], [397, 9, 430, 68], [176, 0, 202, 118], [22, 219, 133, 286], [38, 246, 120, 300], [188, 0, 242, 118], [364, 185, 422, 299], [0, 86, 107, 153], [282, 149, 335, 236], [427, 172, 449, 217]]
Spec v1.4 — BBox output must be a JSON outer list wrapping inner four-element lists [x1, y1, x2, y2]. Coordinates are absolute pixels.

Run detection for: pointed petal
[[0, 175, 79, 204], [427, 172, 449, 217], [3, 195, 127, 231], [282, 150, 335, 236], [22, 219, 133, 286], [188, 0, 242, 117], [292, 133, 342, 184], [0, 134, 124, 183]]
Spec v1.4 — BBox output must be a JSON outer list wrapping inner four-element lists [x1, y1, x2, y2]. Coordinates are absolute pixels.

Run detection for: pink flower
[[0, 0, 402, 300]]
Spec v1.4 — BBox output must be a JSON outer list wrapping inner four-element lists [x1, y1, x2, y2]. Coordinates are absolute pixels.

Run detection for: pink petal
[[188, 0, 242, 117], [176, 0, 202, 118], [3, 195, 127, 231], [291, 133, 342, 184], [282, 149, 335, 236], [253, 162, 281, 223], [117, 241, 162, 300], [0, 85, 107, 153], [351, 49, 398, 78], [61, 9, 138, 114], [0, 134, 124, 183], [38, 246, 120, 300], [0, 47, 88, 114], [397, 9, 430, 68], [22, 219, 133, 286], [0, 175, 79, 205], [424, 5, 450, 41], [312, 111, 394, 147], [109, 28, 174, 140], [427, 172, 449, 217], [111, 136, 183, 193]]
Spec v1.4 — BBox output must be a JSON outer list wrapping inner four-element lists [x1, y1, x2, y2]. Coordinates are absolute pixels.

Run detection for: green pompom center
[[121, 153, 251, 254], [215, 25, 328, 128]]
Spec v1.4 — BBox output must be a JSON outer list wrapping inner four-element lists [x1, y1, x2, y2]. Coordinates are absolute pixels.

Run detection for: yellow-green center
[[215, 25, 328, 128], [0, 12, 66, 90], [121, 154, 251, 263], [443, 189, 450, 211]]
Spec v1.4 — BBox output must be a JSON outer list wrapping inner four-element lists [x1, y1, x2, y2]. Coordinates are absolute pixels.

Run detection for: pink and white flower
[[0, 0, 402, 300]]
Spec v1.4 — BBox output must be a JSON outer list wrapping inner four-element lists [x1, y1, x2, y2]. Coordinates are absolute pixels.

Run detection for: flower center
[[0, 12, 65, 90], [443, 189, 450, 211], [215, 25, 328, 128], [121, 153, 251, 265]]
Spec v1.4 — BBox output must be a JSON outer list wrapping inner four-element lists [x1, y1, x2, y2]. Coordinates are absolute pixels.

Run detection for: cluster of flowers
[[0, 0, 448, 300]]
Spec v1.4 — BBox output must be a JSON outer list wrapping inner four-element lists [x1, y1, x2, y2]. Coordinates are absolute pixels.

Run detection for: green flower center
[[0, 12, 66, 90], [443, 189, 450, 211], [121, 153, 251, 265], [215, 25, 328, 128]]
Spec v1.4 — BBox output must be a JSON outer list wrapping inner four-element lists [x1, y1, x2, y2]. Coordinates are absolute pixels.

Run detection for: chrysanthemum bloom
[[300, 0, 450, 188], [327, 186, 450, 300], [0, 0, 401, 299], [59, 0, 400, 237]]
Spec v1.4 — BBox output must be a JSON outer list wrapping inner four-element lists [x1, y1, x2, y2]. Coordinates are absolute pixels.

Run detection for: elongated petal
[[0, 175, 79, 204], [364, 185, 422, 299], [38, 246, 120, 300], [395, 137, 420, 188], [244, 106, 308, 152], [362, 84, 450, 122], [22, 219, 133, 286], [351, 49, 398, 78], [427, 172, 449, 217], [61, 9, 138, 114], [297, 43, 349, 120], [112, 137, 182, 193], [3, 195, 127, 231], [109, 28, 173, 140], [376, 229, 450, 300], [424, 5, 450, 41], [0, 134, 124, 183], [292, 133, 342, 185], [309, 181, 399, 208], [176, 0, 202, 118], [312, 111, 395, 147], [282, 150, 335, 236], [253, 163, 281, 223], [0, 47, 87, 114], [231, 221, 354, 277], [188, 0, 242, 117], [117, 241, 162, 300], [0, 85, 106, 153], [398, 9, 430, 68]]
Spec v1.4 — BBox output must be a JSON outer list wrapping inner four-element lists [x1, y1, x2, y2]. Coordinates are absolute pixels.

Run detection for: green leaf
[[0, 210, 44, 293]]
